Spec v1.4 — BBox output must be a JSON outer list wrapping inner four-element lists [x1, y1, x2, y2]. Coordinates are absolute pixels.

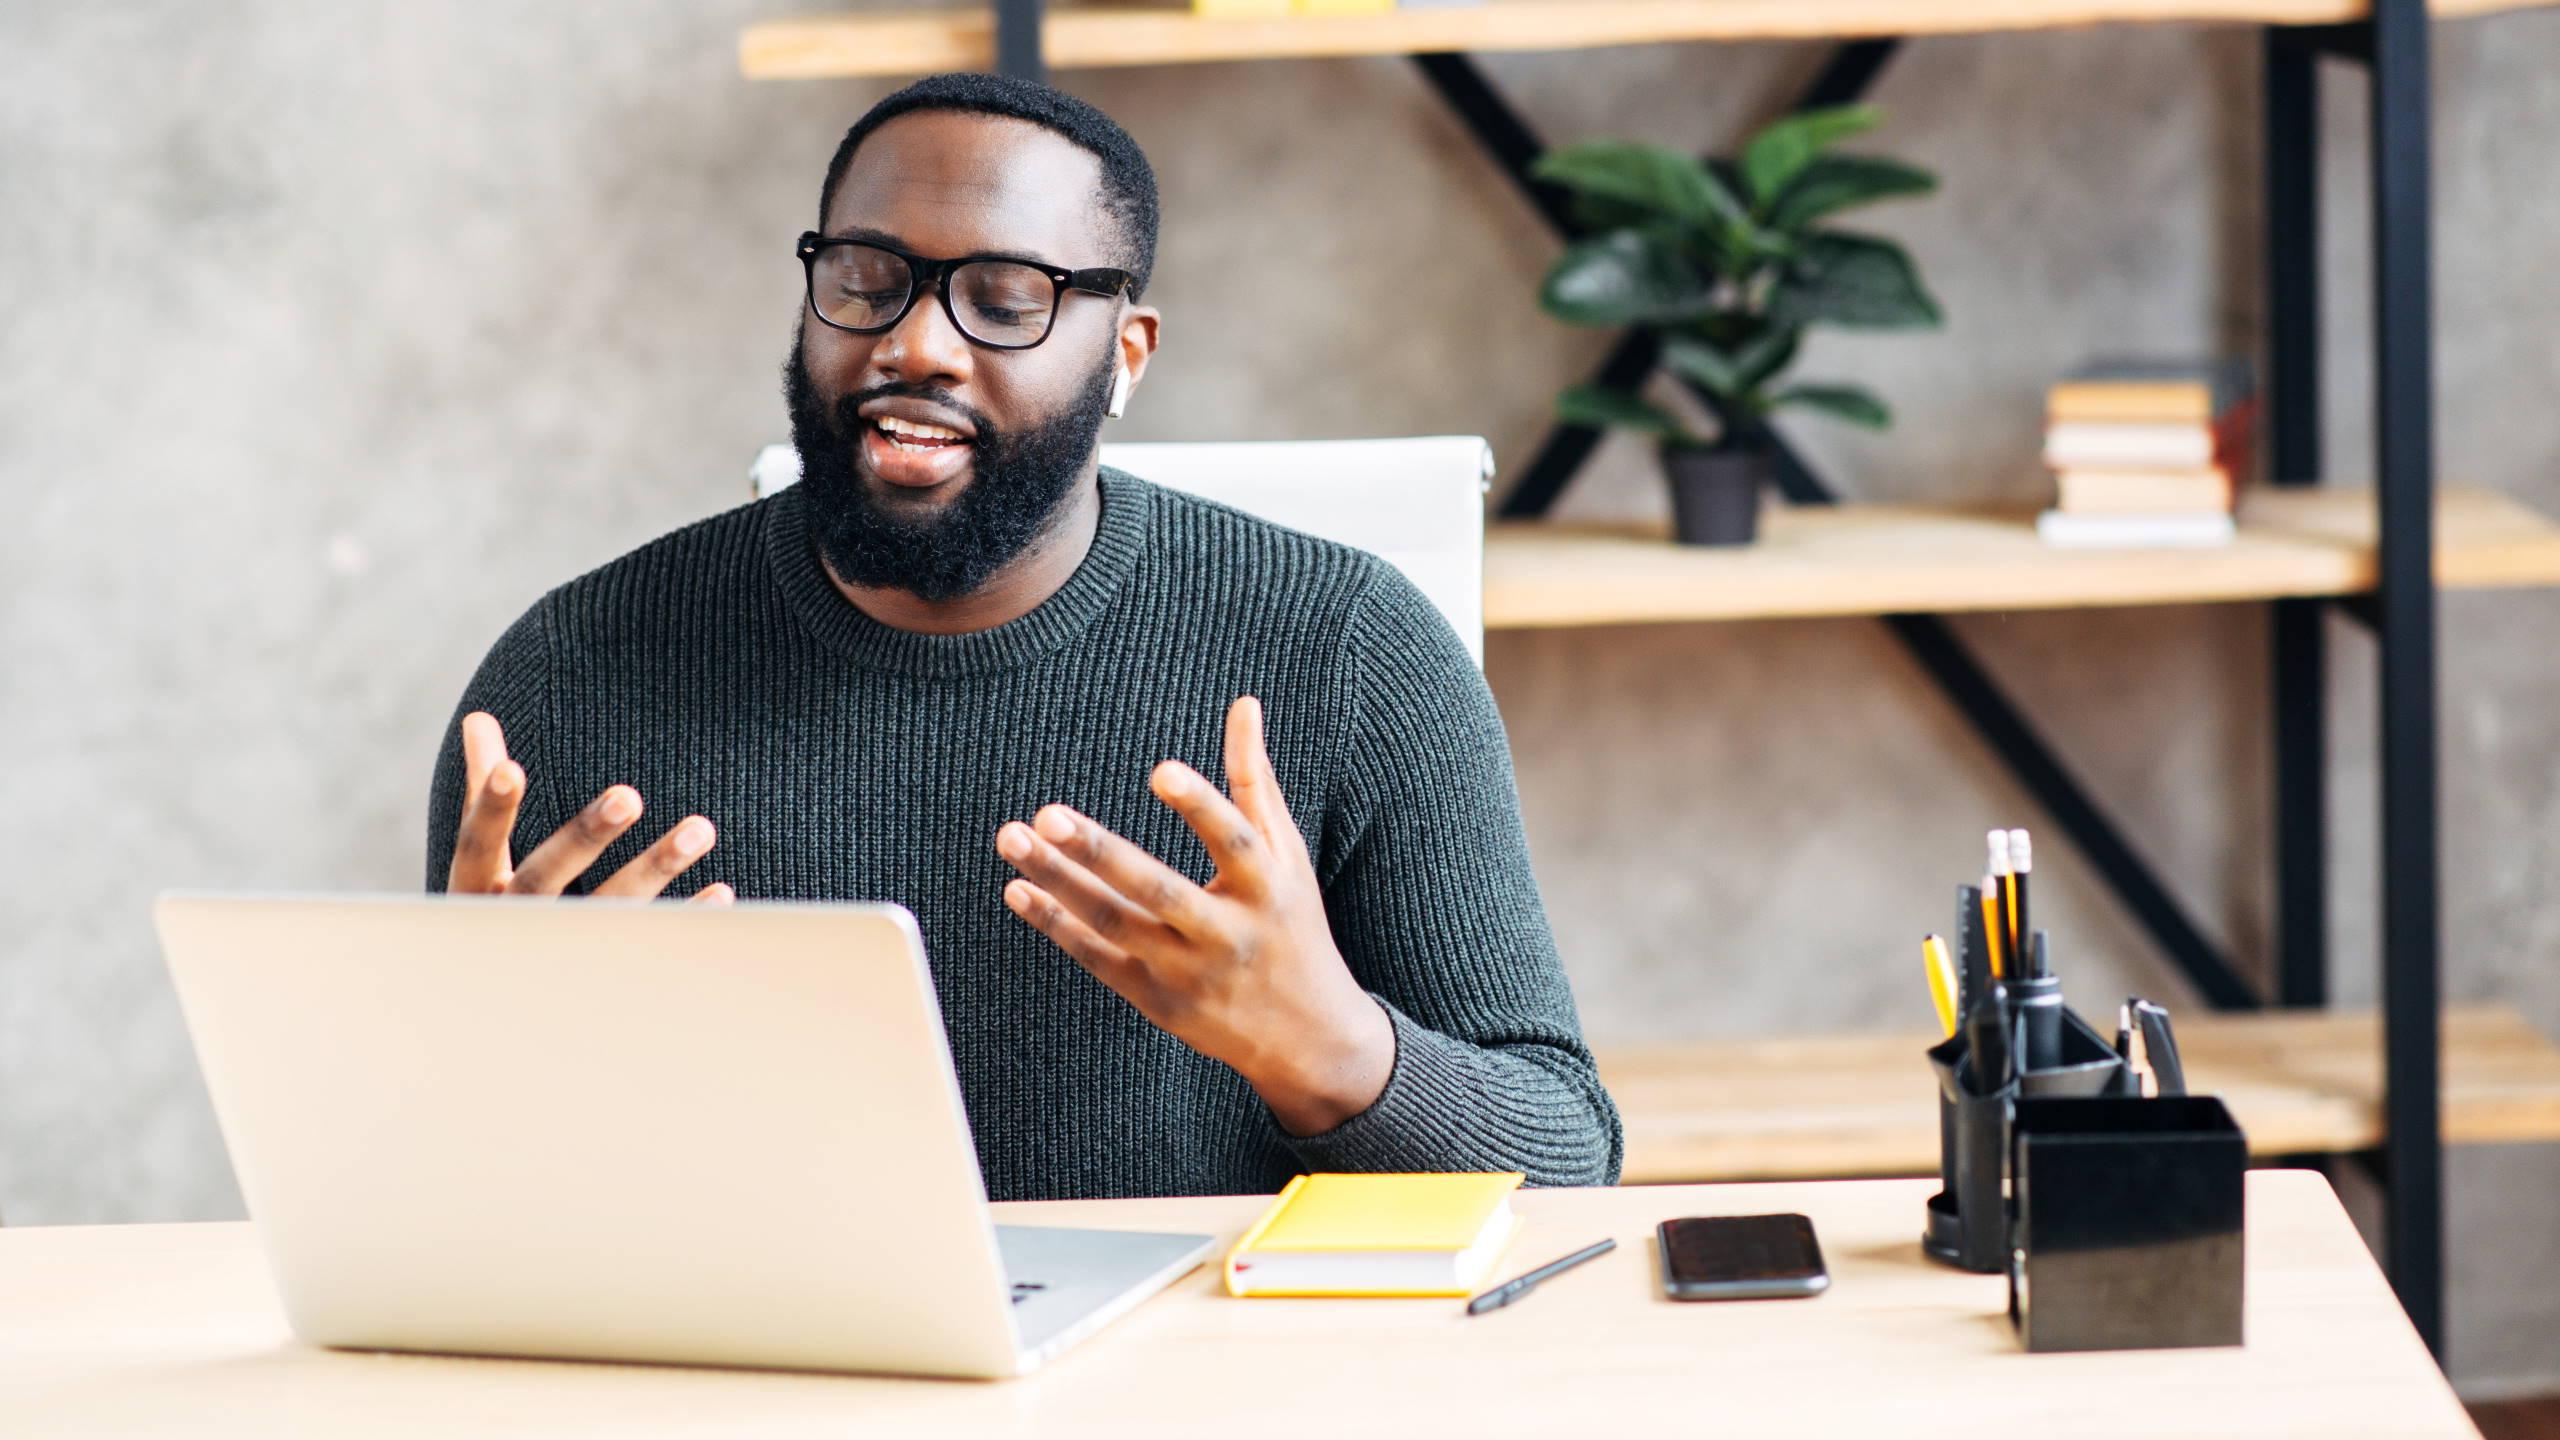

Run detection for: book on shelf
[[2039, 356, 2253, 548], [2036, 510, 2238, 548], [2055, 467, 2233, 515], [2043, 420, 2218, 472], [2047, 357, 2253, 424], [2041, 357, 2256, 475]]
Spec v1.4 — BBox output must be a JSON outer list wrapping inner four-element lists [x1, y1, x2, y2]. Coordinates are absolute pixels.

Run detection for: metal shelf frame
[[983, 0, 2448, 1353]]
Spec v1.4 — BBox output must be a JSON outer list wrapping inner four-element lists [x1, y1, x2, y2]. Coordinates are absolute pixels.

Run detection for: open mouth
[[860, 414, 976, 489]]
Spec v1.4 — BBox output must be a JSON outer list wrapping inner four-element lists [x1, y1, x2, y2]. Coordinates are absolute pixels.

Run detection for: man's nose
[[867, 281, 972, 388]]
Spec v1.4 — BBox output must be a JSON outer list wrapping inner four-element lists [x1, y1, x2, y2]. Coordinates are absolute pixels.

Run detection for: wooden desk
[[0, 1173, 2472, 1437]]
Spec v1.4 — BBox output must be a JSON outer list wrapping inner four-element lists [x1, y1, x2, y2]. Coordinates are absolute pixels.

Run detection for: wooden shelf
[[1598, 1004, 2560, 1183], [1482, 485, 2560, 629], [741, 0, 2557, 79]]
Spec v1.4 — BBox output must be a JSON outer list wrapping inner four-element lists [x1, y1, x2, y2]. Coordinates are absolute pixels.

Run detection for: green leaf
[[1772, 383, 1891, 429], [1659, 335, 1743, 396], [1767, 155, 1937, 233], [1538, 229, 1715, 328], [1769, 231, 1943, 330], [1531, 141, 1747, 228], [1729, 327, 1800, 391], [1568, 190, 1658, 235], [1661, 329, 1800, 404], [1741, 104, 1882, 206], [1554, 383, 1696, 442]]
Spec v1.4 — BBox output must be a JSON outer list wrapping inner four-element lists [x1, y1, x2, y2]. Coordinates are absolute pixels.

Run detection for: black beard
[[782, 338, 1113, 604]]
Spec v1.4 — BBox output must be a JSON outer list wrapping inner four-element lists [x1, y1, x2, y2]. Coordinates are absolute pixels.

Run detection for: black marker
[[2008, 829, 2034, 969], [2014, 934, 2063, 1073]]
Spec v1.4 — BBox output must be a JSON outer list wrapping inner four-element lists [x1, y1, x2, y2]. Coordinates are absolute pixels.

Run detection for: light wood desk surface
[[1, 1172, 2471, 1438]]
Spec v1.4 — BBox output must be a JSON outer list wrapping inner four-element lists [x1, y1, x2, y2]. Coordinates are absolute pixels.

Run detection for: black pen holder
[[2006, 1096, 2247, 1352], [1923, 1006, 2133, 1274], [1923, 1034, 2010, 1272]]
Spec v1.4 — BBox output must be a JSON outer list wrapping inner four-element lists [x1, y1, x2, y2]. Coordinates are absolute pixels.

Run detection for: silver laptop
[[153, 893, 1216, 1379]]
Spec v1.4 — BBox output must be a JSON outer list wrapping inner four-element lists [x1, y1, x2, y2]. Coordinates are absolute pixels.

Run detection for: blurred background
[[6, 0, 2560, 1394]]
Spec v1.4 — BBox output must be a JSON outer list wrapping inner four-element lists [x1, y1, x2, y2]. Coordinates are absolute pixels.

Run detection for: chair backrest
[[748, 436, 1493, 666]]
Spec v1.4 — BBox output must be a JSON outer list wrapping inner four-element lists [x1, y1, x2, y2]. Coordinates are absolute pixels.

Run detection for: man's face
[[787, 111, 1142, 602]]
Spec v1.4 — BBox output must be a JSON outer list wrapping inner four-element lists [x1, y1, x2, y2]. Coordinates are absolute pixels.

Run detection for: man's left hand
[[995, 695, 1395, 1136]]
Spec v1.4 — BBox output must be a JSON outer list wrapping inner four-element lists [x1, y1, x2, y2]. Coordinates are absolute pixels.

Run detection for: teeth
[[876, 415, 964, 442]]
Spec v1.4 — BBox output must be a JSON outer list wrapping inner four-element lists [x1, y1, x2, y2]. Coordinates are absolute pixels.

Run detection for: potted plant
[[1532, 105, 1943, 546]]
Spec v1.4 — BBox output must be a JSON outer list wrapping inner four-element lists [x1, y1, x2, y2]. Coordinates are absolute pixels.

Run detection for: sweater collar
[[764, 464, 1153, 679]]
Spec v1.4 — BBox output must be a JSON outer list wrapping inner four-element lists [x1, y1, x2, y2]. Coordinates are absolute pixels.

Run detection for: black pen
[[2008, 829, 2034, 967], [1467, 1238, 1617, 1316]]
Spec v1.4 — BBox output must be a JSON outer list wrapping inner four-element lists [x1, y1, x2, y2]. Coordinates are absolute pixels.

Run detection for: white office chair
[[748, 436, 1494, 667]]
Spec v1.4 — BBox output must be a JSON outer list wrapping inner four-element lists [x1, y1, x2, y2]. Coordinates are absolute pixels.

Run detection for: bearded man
[[425, 71, 1621, 1200]]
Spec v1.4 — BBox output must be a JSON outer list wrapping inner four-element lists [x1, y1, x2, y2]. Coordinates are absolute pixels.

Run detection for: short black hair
[[818, 71, 1160, 299]]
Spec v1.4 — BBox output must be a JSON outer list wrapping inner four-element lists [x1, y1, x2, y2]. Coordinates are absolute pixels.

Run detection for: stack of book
[[2035, 359, 2255, 548]]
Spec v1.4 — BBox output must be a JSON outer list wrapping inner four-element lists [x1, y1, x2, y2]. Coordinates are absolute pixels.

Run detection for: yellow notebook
[[1223, 1172, 1524, 1297]]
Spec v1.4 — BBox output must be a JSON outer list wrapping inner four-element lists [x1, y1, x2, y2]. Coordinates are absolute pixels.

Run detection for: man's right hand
[[445, 711, 732, 904]]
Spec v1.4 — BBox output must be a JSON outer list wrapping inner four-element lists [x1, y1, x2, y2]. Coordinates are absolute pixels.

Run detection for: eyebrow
[[821, 224, 1064, 272], [826, 224, 908, 249]]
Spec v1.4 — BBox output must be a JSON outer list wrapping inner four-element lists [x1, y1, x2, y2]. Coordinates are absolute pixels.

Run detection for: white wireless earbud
[[1105, 367, 1131, 420]]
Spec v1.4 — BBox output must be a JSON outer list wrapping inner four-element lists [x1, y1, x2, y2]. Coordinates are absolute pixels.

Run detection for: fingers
[[1150, 757, 1270, 890], [1221, 695, 1305, 860], [509, 785, 645, 896], [459, 711, 508, 796], [1002, 877, 1152, 997], [446, 712, 520, 893], [447, 776, 522, 894], [447, 756, 526, 893], [687, 882, 736, 906], [593, 815, 718, 899], [997, 817, 1189, 952]]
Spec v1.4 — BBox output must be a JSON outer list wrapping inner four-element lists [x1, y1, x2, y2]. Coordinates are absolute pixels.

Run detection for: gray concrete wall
[[6, 0, 2558, 1390]]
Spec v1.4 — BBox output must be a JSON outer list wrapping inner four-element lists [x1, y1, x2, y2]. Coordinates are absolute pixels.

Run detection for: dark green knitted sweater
[[425, 465, 1622, 1199]]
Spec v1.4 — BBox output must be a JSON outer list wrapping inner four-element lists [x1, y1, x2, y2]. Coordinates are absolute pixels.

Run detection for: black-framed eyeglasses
[[796, 231, 1135, 351]]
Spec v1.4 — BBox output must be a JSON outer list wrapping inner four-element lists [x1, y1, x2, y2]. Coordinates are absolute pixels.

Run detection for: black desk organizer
[[1922, 1004, 2130, 1273], [1918, 883, 2247, 1352], [2008, 1095, 2246, 1352]]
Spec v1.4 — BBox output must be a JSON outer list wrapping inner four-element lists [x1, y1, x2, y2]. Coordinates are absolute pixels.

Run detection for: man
[[426, 72, 1621, 1200]]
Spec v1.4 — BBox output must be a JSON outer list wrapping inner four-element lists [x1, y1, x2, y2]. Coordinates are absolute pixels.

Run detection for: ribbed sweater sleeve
[[1288, 563, 1625, 1186], [424, 598, 569, 893]]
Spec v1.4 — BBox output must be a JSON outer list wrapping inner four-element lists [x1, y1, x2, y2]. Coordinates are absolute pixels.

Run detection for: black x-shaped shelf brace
[[1410, 40, 2261, 1013]]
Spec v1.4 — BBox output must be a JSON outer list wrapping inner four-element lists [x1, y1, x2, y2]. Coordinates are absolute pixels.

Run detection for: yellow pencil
[[1921, 934, 1960, 1039]]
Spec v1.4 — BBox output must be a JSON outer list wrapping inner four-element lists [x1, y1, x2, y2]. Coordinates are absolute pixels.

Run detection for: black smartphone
[[1656, 1214, 1829, 1301]]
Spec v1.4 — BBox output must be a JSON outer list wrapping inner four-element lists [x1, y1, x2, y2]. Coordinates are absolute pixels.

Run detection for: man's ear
[[1110, 304, 1160, 417]]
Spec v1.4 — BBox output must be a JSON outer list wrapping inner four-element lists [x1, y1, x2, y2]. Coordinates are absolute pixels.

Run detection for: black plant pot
[[1662, 443, 1771, 547]]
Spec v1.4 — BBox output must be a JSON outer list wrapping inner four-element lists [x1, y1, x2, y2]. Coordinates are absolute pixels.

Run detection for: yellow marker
[[1922, 934, 1960, 1039], [1979, 882, 2006, 980]]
